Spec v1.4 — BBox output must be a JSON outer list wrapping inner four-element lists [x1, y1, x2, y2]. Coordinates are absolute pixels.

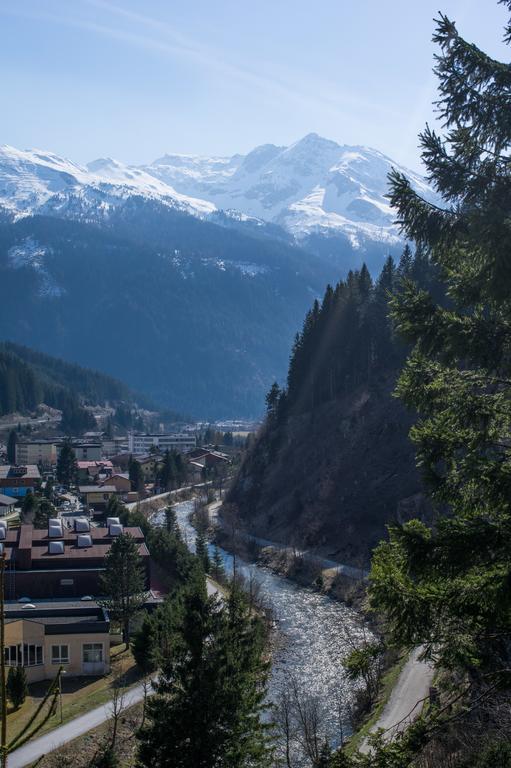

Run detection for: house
[[76, 461, 113, 484], [15, 440, 57, 468], [0, 465, 41, 498], [186, 461, 205, 483], [137, 455, 164, 483], [0, 520, 150, 600], [4, 600, 111, 682], [128, 432, 196, 456], [102, 473, 131, 495], [187, 450, 230, 468], [0, 494, 17, 516], [79, 485, 117, 509]]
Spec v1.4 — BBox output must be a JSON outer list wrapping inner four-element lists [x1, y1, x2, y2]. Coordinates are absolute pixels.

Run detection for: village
[[0, 427, 237, 710]]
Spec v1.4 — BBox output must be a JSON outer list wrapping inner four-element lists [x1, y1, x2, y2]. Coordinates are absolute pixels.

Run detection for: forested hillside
[[228, 247, 439, 564], [0, 341, 139, 420], [0, 204, 336, 418]]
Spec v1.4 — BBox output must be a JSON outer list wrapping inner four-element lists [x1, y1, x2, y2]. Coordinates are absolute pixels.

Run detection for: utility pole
[[0, 550, 7, 768]]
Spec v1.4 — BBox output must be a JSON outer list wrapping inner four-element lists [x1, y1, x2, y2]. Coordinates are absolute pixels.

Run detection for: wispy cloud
[[0, 0, 399, 126]]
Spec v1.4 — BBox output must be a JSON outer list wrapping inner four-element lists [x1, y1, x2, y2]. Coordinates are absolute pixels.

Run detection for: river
[[154, 500, 368, 757]]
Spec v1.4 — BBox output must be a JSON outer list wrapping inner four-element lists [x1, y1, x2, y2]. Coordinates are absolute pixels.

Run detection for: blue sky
[[1, 0, 508, 170]]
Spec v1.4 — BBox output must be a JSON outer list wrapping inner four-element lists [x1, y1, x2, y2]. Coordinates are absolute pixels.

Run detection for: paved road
[[9, 681, 148, 768], [125, 482, 211, 512], [209, 502, 368, 581], [361, 647, 434, 753]]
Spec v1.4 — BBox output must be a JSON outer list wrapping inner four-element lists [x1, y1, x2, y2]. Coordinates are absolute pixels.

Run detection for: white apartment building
[[128, 433, 196, 456], [16, 441, 57, 467]]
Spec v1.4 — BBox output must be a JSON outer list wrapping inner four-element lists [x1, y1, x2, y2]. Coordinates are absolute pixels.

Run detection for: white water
[[155, 501, 367, 753]]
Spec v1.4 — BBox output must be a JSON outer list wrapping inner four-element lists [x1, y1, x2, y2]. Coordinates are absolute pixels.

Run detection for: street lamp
[[58, 668, 67, 723]]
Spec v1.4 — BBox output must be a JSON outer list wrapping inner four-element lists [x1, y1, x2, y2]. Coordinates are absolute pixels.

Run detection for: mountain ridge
[[0, 136, 435, 263]]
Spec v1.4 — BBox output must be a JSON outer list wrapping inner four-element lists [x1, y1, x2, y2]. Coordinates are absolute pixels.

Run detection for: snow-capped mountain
[[0, 145, 215, 220], [144, 133, 434, 248], [0, 135, 434, 253]]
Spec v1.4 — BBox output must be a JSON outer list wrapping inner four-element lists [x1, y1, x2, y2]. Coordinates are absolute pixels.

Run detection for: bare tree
[[109, 675, 128, 750]]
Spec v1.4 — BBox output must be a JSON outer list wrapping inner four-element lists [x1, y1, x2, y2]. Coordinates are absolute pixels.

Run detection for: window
[[23, 644, 43, 666], [83, 643, 103, 663], [51, 645, 69, 664], [5, 645, 19, 666]]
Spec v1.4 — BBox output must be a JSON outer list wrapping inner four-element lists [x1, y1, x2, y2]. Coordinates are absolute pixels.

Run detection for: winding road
[[360, 646, 434, 753]]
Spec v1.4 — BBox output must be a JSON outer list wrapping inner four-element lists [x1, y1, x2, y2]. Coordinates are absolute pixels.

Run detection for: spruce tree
[[7, 666, 28, 709], [7, 430, 16, 464], [56, 440, 77, 487], [99, 533, 147, 649], [370, 2, 511, 679], [137, 577, 271, 768], [195, 530, 210, 574], [211, 545, 225, 583], [128, 457, 144, 493]]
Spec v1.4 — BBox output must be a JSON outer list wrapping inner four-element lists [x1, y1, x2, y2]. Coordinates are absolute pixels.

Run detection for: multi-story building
[[1, 519, 150, 600], [0, 465, 41, 498], [15, 440, 57, 468], [56, 441, 102, 461], [128, 432, 196, 456]]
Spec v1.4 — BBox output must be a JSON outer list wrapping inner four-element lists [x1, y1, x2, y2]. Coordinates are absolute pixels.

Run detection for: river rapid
[[154, 500, 367, 755]]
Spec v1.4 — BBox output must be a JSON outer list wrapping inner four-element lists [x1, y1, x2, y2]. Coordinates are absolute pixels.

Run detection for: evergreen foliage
[[128, 457, 144, 493], [99, 533, 147, 649], [281, 252, 435, 417], [0, 341, 140, 419], [157, 450, 187, 491], [56, 440, 77, 486], [195, 530, 211, 574], [137, 578, 272, 768], [7, 666, 28, 709], [370, 2, 511, 678], [33, 497, 55, 529], [6, 429, 16, 464]]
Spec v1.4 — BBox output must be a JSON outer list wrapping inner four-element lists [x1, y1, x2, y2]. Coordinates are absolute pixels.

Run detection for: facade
[[103, 474, 131, 494], [0, 493, 17, 516], [128, 432, 196, 456], [4, 601, 111, 683], [57, 441, 102, 462], [15, 440, 57, 468], [79, 485, 117, 509], [1, 522, 150, 600], [137, 455, 163, 483], [0, 465, 41, 498]]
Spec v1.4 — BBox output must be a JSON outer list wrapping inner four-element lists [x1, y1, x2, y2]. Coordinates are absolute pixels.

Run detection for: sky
[[0, 0, 509, 172]]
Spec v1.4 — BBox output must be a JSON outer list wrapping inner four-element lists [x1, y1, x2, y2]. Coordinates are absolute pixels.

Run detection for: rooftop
[[0, 465, 41, 480]]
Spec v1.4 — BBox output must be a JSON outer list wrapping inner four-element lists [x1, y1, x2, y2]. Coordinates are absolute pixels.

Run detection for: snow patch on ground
[[8, 238, 64, 297]]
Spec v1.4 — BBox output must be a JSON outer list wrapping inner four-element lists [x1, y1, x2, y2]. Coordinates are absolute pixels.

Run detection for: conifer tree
[[56, 440, 77, 487], [7, 666, 28, 709], [370, 0, 511, 681], [137, 577, 271, 768], [211, 545, 225, 583], [7, 430, 16, 464], [195, 530, 210, 574], [128, 457, 144, 493], [99, 533, 147, 649]]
